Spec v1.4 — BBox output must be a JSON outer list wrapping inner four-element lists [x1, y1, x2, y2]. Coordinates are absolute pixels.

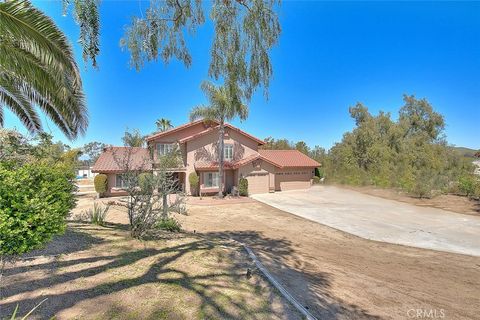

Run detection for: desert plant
[[156, 217, 182, 232], [239, 177, 248, 196], [94, 174, 108, 196], [458, 175, 478, 198], [109, 147, 187, 239], [84, 203, 109, 226], [189, 172, 200, 196], [0, 162, 76, 257]]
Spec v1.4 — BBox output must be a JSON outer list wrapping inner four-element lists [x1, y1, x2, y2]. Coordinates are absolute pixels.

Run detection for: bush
[[94, 174, 108, 195], [458, 175, 478, 197], [189, 172, 200, 196], [138, 172, 154, 193], [312, 176, 321, 184], [0, 162, 76, 256], [156, 217, 182, 232], [314, 167, 324, 179], [83, 203, 109, 226], [239, 177, 248, 196]]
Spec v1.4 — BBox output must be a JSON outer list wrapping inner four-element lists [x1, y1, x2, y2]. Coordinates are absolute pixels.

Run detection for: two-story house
[[92, 120, 320, 197]]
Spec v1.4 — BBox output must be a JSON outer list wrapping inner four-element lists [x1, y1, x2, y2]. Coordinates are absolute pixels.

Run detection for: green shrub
[[156, 217, 182, 232], [239, 177, 248, 196], [312, 176, 321, 184], [84, 203, 109, 226], [458, 175, 478, 197], [0, 162, 76, 256], [138, 172, 154, 193], [94, 174, 108, 195], [314, 167, 324, 179], [189, 172, 200, 196]]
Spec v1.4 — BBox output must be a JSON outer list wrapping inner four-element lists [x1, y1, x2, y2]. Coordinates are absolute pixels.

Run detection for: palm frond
[[0, 77, 41, 133], [0, 0, 88, 139], [189, 105, 220, 122]]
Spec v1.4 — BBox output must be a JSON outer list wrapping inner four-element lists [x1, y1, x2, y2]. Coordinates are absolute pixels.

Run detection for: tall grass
[[83, 203, 109, 226]]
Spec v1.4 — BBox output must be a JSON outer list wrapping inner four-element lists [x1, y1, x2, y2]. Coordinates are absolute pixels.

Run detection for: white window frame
[[203, 172, 219, 188], [156, 143, 174, 156], [224, 144, 233, 161]]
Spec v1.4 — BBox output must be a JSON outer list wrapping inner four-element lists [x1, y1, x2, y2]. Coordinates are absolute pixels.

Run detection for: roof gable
[[145, 119, 218, 142], [148, 120, 265, 146]]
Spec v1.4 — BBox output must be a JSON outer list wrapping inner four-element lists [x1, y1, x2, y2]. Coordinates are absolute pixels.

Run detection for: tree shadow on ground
[[207, 230, 382, 320], [18, 227, 105, 261], [1, 224, 380, 320], [1, 228, 296, 319]]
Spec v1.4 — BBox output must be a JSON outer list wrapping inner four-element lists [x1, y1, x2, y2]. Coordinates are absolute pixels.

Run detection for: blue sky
[[4, 1, 480, 150]]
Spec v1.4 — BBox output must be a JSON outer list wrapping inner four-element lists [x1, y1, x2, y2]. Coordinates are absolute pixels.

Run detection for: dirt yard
[[180, 201, 480, 320], [339, 184, 480, 216], [0, 196, 299, 320]]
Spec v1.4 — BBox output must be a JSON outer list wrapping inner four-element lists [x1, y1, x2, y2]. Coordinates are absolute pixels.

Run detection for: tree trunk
[[218, 121, 225, 198], [162, 193, 168, 219]]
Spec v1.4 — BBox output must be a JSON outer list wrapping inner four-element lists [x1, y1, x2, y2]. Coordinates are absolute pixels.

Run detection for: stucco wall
[[184, 127, 260, 194], [237, 159, 276, 194], [148, 122, 211, 163]]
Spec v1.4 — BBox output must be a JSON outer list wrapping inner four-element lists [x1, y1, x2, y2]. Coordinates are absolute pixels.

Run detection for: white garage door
[[246, 172, 269, 195], [276, 169, 312, 191]]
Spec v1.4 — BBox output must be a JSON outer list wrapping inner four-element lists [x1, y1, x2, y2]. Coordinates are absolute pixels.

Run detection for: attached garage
[[275, 169, 313, 191], [245, 170, 270, 194]]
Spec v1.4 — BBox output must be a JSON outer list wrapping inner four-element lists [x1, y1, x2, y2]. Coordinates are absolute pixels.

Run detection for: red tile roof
[[92, 147, 151, 173], [258, 150, 320, 168], [145, 119, 217, 142], [195, 150, 319, 171], [194, 161, 235, 170]]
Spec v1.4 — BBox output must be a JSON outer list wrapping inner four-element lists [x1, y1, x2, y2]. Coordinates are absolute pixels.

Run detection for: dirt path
[[180, 201, 480, 320]]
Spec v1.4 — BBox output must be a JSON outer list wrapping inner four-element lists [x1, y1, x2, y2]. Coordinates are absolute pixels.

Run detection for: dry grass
[[0, 196, 299, 320]]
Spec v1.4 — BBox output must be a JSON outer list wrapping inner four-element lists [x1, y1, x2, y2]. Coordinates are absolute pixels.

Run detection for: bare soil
[[180, 201, 480, 320], [338, 184, 480, 216], [0, 195, 299, 320]]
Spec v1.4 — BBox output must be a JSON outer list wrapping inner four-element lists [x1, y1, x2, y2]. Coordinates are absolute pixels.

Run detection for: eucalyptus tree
[[63, 0, 280, 100], [156, 118, 173, 132], [0, 0, 88, 140], [190, 81, 248, 197]]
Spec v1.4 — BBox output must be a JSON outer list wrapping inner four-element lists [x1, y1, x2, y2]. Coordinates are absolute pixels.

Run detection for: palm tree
[[155, 118, 173, 132], [0, 0, 87, 140], [190, 81, 248, 197]]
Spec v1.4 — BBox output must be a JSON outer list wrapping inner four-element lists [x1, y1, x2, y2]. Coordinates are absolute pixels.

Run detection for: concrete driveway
[[252, 186, 480, 256]]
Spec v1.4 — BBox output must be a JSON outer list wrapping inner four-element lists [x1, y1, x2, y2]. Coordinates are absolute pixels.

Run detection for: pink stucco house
[[92, 120, 320, 197]]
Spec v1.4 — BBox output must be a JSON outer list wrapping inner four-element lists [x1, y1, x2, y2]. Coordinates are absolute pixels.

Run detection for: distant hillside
[[450, 146, 479, 158]]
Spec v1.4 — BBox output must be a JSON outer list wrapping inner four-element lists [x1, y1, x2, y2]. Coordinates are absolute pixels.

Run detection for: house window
[[156, 143, 174, 156], [224, 144, 233, 161], [115, 174, 128, 188], [203, 172, 219, 188]]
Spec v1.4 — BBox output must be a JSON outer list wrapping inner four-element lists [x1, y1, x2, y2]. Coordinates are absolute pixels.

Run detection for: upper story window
[[156, 143, 174, 157], [224, 144, 233, 161]]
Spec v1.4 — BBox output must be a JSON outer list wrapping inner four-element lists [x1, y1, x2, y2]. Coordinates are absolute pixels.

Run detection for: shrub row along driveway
[[183, 197, 480, 319], [252, 186, 480, 256]]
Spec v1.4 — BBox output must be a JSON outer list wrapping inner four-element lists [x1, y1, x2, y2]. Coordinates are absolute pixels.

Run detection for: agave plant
[[0, 0, 88, 140]]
